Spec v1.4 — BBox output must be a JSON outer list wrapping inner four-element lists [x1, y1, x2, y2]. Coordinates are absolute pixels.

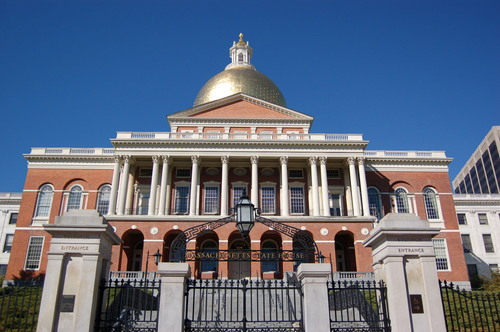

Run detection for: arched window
[[394, 187, 409, 213], [368, 187, 383, 219], [238, 53, 244, 61], [34, 184, 53, 218], [200, 240, 218, 273], [261, 240, 279, 273], [423, 187, 440, 220], [67, 185, 83, 211], [97, 184, 111, 215]]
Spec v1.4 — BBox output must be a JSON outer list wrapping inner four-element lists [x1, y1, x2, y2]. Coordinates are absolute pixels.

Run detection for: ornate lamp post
[[234, 190, 255, 239], [145, 249, 162, 278]]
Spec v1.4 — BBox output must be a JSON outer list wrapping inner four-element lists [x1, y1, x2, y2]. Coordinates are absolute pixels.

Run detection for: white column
[[189, 155, 200, 216], [319, 157, 330, 216], [108, 156, 121, 215], [117, 155, 131, 216], [158, 155, 170, 215], [357, 157, 370, 217], [347, 157, 361, 216], [148, 155, 160, 216], [280, 156, 289, 217], [251, 156, 259, 209], [220, 156, 229, 216], [309, 157, 320, 216]]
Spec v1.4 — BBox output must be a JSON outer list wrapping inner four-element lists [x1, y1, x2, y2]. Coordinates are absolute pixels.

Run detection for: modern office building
[[0, 193, 22, 275], [6, 35, 469, 285], [453, 126, 500, 281]]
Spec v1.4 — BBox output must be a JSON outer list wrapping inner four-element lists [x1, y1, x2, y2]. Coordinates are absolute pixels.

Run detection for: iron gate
[[184, 277, 303, 332], [327, 279, 391, 332], [95, 278, 161, 332]]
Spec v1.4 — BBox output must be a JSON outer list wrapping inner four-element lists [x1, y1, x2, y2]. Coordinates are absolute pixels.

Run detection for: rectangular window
[[288, 169, 304, 179], [204, 186, 219, 214], [138, 168, 153, 178], [483, 234, 495, 253], [329, 193, 342, 216], [9, 213, 18, 224], [176, 169, 191, 178], [467, 264, 478, 279], [327, 169, 340, 179], [261, 186, 276, 214], [232, 186, 246, 207], [3, 234, 14, 253], [432, 238, 449, 271], [174, 186, 189, 214], [25, 236, 44, 270], [478, 213, 488, 225], [290, 187, 305, 214], [0, 264, 7, 275], [461, 234, 473, 253], [457, 214, 467, 225]]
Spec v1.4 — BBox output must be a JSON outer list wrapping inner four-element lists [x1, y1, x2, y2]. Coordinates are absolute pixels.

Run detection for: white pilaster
[[357, 157, 370, 217], [108, 156, 121, 215], [221, 156, 229, 216], [347, 157, 361, 216], [189, 155, 200, 216], [280, 156, 289, 217], [251, 156, 259, 209], [158, 155, 170, 215], [319, 157, 330, 216], [148, 155, 160, 215], [117, 155, 131, 216], [309, 157, 320, 216]]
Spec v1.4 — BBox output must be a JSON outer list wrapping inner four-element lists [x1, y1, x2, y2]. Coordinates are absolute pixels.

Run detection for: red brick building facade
[[6, 35, 468, 284]]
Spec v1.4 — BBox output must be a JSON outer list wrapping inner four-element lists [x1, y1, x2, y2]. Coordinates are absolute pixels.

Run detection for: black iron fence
[[95, 278, 161, 332], [440, 280, 500, 331], [0, 279, 44, 332], [184, 277, 304, 332], [327, 279, 390, 332]]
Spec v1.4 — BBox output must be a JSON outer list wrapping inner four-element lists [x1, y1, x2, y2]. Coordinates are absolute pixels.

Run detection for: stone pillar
[[189, 155, 200, 216], [157, 263, 191, 332], [148, 155, 160, 215], [280, 156, 289, 217], [158, 155, 170, 215], [347, 157, 361, 216], [357, 157, 370, 217], [309, 157, 320, 216], [297, 263, 331, 332], [363, 213, 446, 332], [108, 156, 121, 215], [221, 156, 229, 216], [117, 155, 131, 215], [37, 210, 121, 332], [319, 157, 330, 216], [251, 156, 259, 209]]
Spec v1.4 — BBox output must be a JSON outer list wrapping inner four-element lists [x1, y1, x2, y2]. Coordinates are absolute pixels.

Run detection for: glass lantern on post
[[235, 190, 255, 239]]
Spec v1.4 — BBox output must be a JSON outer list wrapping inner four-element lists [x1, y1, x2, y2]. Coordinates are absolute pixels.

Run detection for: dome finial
[[237, 33, 245, 45]]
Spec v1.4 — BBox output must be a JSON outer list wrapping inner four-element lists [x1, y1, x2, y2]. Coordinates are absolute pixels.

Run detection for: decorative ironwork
[[440, 280, 500, 331], [95, 278, 161, 332], [327, 279, 391, 332], [183, 249, 313, 262], [184, 278, 303, 332]]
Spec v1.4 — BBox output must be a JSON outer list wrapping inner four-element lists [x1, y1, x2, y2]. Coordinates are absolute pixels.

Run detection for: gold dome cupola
[[193, 34, 287, 107]]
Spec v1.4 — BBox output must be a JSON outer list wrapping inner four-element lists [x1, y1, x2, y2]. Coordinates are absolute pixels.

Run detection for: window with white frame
[[288, 169, 304, 179], [204, 186, 219, 214], [478, 213, 488, 225], [3, 234, 14, 253], [432, 238, 450, 270], [261, 186, 276, 214], [457, 213, 467, 225], [461, 234, 473, 253], [232, 185, 247, 208], [67, 185, 83, 211], [25, 236, 44, 270], [137, 192, 150, 215], [174, 185, 190, 214], [97, 185, 111, 215], [290, 186, 305, 214], [327, 169, 340, 179], [368, 187, 383, 219], [328, 193, 342, 216], [483, 234, 495, 253], [176, 169, 191, 178], [34, 184, 54, 218], [9, 213, 18, 224], [423, 187, 440, 220], [394, 187, 410, 213]]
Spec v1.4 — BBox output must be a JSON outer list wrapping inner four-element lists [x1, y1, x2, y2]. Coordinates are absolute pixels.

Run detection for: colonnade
[[108, 155, 371, 217]]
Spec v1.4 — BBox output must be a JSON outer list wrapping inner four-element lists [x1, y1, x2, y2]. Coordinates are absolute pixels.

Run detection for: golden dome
[[193, 34, 287, 107], [193, 67, 287, 107]]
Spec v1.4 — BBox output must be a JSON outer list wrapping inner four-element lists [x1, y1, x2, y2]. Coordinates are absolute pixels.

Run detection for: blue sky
[[1, 0, 498, 192]]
